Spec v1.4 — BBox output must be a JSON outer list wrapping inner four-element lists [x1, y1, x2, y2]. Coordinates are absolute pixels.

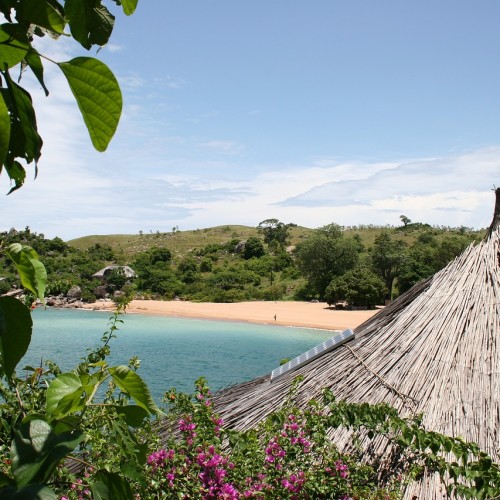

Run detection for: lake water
[[24, 309, 334, 401]]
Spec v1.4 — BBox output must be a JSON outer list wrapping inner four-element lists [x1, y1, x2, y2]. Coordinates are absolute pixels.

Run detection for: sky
[[1, 1, 500, 240]]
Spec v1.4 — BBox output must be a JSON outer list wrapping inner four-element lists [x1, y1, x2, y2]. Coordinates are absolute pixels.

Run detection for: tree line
[[0, 218, 481, 308]]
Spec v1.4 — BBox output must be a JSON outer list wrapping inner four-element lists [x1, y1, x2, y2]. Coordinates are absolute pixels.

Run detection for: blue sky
[[2, 1, 499, 239]]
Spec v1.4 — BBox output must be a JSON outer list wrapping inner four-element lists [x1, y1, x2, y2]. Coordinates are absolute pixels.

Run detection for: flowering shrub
[[143, 378, 401, 499]]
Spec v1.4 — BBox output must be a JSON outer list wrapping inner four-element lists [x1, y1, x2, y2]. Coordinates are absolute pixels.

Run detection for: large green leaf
[[120, 0, 138, 15], [58, 57, 122, 152], [11, 419, 83, 487], [3, 71, 43, 165], [0, 24, 29, 69], [0, 297, 32, 379], [91, 470, 133, 500], [45, 373, 87, 418], [17, 0, 65, 34], [108, 366, 163, 415], [0, 92, 10, 168], [113, 405, 149, 428], [65, 0, 114, 50], [6, 244, 46, 301]]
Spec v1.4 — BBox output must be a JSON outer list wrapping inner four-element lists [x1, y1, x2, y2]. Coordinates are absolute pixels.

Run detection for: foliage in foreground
[[0, 0, 138, 193]]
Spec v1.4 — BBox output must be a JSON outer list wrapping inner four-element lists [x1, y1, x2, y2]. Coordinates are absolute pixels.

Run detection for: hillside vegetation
[[0, 220, 485, 306], [67, 225, 315, 259]]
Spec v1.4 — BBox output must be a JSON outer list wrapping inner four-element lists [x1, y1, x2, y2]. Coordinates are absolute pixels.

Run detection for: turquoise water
[[24, 309, 334, 401]]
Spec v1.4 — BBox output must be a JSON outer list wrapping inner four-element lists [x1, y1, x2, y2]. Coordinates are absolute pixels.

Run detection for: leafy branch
[[0, 0, 138, 192]]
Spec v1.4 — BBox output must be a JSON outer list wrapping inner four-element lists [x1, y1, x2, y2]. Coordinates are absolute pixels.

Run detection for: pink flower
[[282, 471, 305, 494], [335, 459, 349, 479], [166, 471, 175, 488]]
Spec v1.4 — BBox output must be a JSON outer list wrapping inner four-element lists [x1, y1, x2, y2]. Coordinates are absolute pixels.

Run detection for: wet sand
[[83, 300, 380, 331]]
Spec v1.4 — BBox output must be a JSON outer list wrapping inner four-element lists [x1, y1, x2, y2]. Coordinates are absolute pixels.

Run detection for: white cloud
[[104, 43, 123, 53], [277, 149, 499, 214], [167, 150, 499, 232], [2, 143, 497, 239], [197, 140, 245, 155]]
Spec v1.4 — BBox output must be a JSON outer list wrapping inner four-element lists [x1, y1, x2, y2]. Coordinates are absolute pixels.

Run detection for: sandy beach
[[83, 300, 380, 331]]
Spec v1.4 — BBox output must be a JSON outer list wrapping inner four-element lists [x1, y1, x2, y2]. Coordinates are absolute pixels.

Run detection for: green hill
[[67, 223, 485, 260], [67, 225, 316, 259]]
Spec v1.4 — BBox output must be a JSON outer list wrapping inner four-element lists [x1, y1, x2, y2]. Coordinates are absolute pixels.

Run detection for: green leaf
[[0, 91, 10, 168], [4, 161, 26, 194], [120, 0, 138, 15], [45, 373, 86, 418], [11, 419, 83, 487], [58, 57, 122, 152], [24, 49, 49, 97], [0, 24, 29, 69], [113, 405, 149, 427], [6, 243, 46, 301], [108, 366, 163, 415], [51, 415, 80, 434], [91, 470, 133, 500], [17, 0, 65, 34], [2, 71, 43, 165], [65, 0, 114, 50], [0, 297, 32, 379]]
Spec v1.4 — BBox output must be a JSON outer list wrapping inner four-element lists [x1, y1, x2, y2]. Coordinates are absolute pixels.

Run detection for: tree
[[325, 267, 386, 308], [0, 0, 137, 192], [149, 247, 172, 266], [432, 235, 472, 269], [105, 266, 129, 291], [87, 243, 115, 262], [257, 219, 295, 246], [400, 215, 412, 227], [243, 236, 265, 259], [370, 232, 407, 300], [177, 255, 198, 284], [294, 223, 359, 299]]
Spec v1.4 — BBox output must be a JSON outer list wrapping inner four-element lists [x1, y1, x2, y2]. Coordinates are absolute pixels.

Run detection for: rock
[[93, 285, 108, 299], [67, 285, 82, 299], [234, 240, 246, 253]]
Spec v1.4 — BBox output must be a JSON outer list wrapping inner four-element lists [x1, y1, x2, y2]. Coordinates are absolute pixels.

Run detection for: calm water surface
[[25, 309, 334, 400]]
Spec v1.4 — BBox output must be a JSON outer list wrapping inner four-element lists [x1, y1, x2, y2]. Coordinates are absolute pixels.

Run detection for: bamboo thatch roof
[[205, 188, 500, 498]]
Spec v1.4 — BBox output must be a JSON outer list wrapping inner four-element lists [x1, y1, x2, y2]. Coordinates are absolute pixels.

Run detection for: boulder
[[67, 285, 82, 299], [234, 240, 246, 253]]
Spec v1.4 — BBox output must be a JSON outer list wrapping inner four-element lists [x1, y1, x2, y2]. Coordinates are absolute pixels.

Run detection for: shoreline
[[81, 300, 380, 331]]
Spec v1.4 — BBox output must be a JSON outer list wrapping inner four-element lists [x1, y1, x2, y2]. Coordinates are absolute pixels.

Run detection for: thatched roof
[[204, 188, 500, 498]]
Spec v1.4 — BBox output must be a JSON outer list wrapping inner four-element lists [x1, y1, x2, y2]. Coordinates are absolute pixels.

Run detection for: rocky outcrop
[[44, 295, 85, 309], [234, 240, 246, 253]]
